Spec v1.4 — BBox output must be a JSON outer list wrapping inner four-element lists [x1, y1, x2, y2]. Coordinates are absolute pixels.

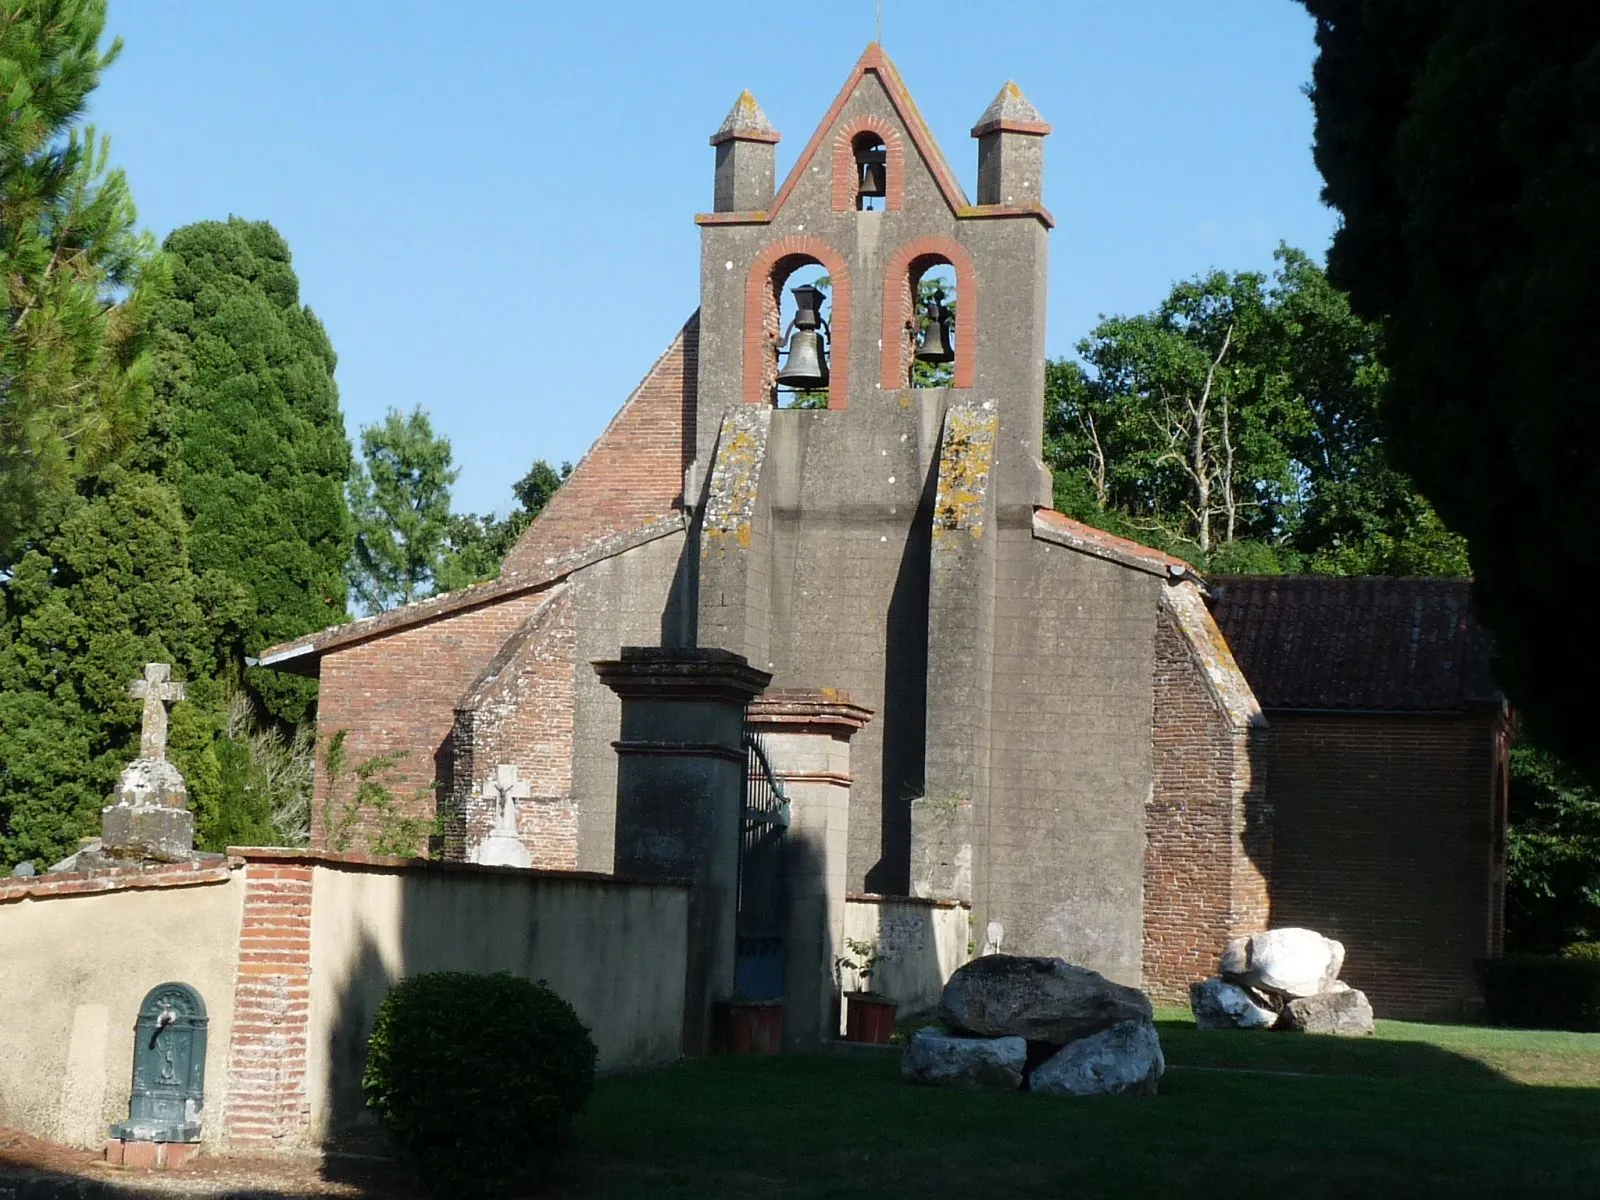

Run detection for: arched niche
[[880, 236, 977, 391], [742, 237, 852, 409]]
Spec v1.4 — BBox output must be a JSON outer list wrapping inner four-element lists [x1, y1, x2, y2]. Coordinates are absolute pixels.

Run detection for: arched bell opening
[[766, 256, 833, 409], [852, 131, 888, 212], [904, 258, 957, 389]]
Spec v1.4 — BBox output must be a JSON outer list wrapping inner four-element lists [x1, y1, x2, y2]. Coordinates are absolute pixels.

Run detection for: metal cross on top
[[129, 663, 186, 760], [482, 764, 532, 816]]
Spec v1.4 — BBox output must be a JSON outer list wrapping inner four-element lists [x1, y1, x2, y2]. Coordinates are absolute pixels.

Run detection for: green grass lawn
[[554, 1016, 1600, 1199]]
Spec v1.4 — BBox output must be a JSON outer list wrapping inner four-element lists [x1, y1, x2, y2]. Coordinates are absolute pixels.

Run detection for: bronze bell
[[857, 146, 888, 201], [776, 283, 830, 390], [916, 286, 955, 364]]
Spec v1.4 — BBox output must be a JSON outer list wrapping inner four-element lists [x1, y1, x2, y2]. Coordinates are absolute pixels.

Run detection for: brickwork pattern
[[880, 235, 977, 391], [500, 319, 697, 577], [1267, 712, 1502, 1019], [222, 860, 312, 1148], [312, 591, 552, 850], [0, 857, 233, 903], [831, 115, 905, 212], [1144, 603, 1271, 1003], [448, 588, 578, 869], [742, 236, 852, 409]]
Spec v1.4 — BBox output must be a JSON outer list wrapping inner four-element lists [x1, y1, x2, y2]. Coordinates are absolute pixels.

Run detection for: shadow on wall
[[313, 864, 690, 1148], [843, 898, 968, 1021], [867, 451, 937, 896]]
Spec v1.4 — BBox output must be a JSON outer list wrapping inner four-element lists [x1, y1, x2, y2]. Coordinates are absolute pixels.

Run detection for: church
[[261, 46, 1506, 1021]]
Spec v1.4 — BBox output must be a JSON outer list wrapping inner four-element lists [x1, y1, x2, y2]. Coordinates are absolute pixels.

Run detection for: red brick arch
[[881, 235, 977, 391], [742, 236, 852, 410], [832, 116, 905, 213]]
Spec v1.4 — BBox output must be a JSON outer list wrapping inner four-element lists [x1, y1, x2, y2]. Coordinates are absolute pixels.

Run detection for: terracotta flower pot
[[716, 1000, 784, 1054], [844, 993, 897, 1044]]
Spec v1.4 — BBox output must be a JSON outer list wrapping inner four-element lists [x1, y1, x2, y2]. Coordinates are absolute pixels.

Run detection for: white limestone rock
[[1222, 928, 1345, 999], [1278, 987, 1375, 1036], [939, 955, 1153, 1045], [900, 1029, 1027, 1091], [1028, 1019, 1165, 1097], [1189, 976, 1279, 1030]]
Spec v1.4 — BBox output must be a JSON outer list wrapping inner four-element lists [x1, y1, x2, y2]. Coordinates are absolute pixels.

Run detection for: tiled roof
[[1207, 576, 1501, 713], [1031, 509, 1194, 577]]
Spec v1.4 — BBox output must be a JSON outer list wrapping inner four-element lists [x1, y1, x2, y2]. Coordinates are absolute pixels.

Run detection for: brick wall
[[447, 587, 578, 868], [1266, 712, 1501, 1019], [312, 590, 552, 851], [1144, 600, 1270, 1003], [223, 859, 312, 1148], [500, 318, 697, 576]]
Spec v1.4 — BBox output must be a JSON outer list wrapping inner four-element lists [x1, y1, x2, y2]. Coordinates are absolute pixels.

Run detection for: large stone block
[[1190, 977, 1278, 1030], [900, 1029, 1026, 1091], [1027, 1019, 1165, 1097], [1278, 987, 1374, 1036], [1222, 928, 1345, 1000], [100, 804, 195, 862], [939, 955, 1152, 1045]]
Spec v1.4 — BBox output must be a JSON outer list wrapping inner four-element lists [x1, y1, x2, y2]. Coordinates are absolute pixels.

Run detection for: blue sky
[[91, 1, 1334, 517]]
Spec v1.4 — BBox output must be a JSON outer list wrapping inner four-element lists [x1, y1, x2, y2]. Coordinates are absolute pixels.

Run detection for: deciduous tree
[[347, 407, 457, 612]]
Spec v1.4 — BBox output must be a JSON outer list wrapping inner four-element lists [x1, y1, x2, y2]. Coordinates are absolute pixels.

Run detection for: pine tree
[[149, 218, 352, 724], [348, 407, 458, 612], [0, 1, 160, 560]]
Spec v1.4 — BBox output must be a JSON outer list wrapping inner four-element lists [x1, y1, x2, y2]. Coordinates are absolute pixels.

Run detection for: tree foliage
[[435, 458, 570, 592], [1298, 0, 1600, 776], [1045, 246, 1466, 574], [347, 407, 458, 613], [0, 0, 161, 561], [1507, 745, 1600, 953], [150, 218, 352, 723]]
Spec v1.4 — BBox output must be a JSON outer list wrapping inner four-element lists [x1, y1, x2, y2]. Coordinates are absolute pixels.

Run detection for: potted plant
[[837, 937, 897, 1044]]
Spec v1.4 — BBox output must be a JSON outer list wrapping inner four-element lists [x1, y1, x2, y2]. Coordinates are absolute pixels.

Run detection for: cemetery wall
[[0, 860, 244, 1151], [221, 851, 689, 1146], [1143, 584, 1271, 1003], [1265, 713, 1502, 1019], [843, 894, 969, 1017]]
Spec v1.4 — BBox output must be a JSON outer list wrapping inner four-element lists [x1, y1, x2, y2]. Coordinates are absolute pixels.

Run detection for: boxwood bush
[[362, 971, 598, 1196], [1481, 954, 1600, 1031]]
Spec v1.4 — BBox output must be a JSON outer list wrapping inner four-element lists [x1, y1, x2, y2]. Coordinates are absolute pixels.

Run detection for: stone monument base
[[100, 804, 197, 863]]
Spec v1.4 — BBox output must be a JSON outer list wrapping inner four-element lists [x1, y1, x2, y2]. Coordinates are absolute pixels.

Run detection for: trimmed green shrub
[[362, 971, 598, 1196], [1561, 942, 1600, 962], [1481, 955, 1600, 1032]]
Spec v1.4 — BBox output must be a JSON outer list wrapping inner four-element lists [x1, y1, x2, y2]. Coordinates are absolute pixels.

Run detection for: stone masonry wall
[[447, 588, 578, 869], [1267, 712, 1501, 1020], [1144, 601, 1270, 1003]]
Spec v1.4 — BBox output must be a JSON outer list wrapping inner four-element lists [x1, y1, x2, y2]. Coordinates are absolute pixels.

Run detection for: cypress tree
[[149, 218, 352, 724]]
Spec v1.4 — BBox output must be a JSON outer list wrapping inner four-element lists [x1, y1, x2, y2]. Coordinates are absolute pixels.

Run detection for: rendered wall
[[1266, 713, 1501, 1019], [981, 532, 1160, 984], [305, 859, 689, 1142], [0, 864, 244, 1150], [842, 895, 970, 1018]]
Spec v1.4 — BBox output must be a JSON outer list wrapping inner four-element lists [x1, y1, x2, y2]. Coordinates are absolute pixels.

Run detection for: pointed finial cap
[[710, 90, 780, 146], [971, 81, 1051, 137]]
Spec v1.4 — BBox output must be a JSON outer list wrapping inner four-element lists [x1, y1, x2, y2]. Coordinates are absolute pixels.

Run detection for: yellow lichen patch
[[701, 416, 767, 561], [933, 403, 997, 541]]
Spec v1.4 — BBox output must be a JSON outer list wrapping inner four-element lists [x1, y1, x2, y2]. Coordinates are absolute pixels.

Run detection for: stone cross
[[128, 663, 185, 761], [482, 764, 531, 817]]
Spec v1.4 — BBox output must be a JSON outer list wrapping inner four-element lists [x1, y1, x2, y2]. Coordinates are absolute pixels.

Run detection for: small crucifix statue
[[129, 663, 186, 761], [472, 764, 532, 868]]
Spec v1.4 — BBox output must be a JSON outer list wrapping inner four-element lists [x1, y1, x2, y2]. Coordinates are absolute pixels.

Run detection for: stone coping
[[0, 856, 238, 904], [845, 892, 970, 910], [229, 846, 692, 890]]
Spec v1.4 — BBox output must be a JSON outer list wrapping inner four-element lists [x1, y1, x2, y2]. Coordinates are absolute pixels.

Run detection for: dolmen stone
[[1221, 927, 1345, 1000], [1190, 976, 1278, 1030], [1278, 986, 1374, 1036], [900, 1029, 1027, 1091], [1028, 1019, 1165, 1097], [939, 955, 1153, 1044]]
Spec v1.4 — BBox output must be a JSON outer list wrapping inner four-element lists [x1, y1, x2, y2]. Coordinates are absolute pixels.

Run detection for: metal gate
[[734, 725, 789, 1000]]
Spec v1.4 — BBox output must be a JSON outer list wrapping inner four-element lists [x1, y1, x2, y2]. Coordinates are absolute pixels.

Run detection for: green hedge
[[1481, 954, 1600, 1031], [362, 971, 598, 1197]]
